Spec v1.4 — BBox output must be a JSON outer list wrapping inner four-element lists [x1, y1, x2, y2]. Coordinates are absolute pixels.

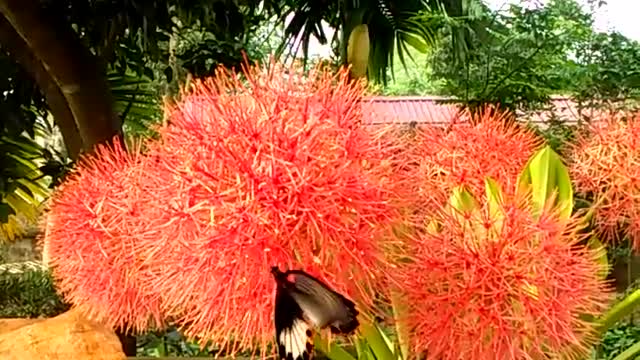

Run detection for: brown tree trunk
[[0, 0, 122, 157], [0, 15, 83, 159]]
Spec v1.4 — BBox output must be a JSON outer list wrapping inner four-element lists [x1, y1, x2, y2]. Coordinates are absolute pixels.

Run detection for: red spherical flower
[[568, 113, 640, 249], [45, 139, 166, 332], [396, 193, 612, 359], [136, 61, 408, 355], [408, 107, 543, 216]]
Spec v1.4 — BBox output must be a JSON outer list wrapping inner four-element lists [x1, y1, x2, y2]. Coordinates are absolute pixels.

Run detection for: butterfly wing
[[286, 270, 359, 335], [274, 282, 314, 360]]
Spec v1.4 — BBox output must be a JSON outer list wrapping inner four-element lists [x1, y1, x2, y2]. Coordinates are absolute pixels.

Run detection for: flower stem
[[596, 288, 640, 335]]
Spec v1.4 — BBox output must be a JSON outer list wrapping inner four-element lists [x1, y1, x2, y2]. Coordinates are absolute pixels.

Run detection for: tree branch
[[0, 15, 83, 159], [0, 0, 122, 154]]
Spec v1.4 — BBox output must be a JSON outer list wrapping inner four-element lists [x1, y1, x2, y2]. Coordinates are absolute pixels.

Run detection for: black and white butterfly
[[271, 266, 360, 360]]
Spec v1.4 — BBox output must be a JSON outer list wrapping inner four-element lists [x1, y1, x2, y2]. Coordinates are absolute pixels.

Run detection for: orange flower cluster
[[569, 114, 640, 249], [45, 59, 612, 359], [46, 141, 166, 332], [396, 194, 611, 360], [406, 107, 543, 216], [46, 61, 407, 355]]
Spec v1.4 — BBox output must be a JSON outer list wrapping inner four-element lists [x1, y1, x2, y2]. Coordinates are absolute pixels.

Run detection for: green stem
[[390, 290, 409, 360], [628, 251, 634, 324], [612, 340, 640, 360], [596, 289, 640, 335]]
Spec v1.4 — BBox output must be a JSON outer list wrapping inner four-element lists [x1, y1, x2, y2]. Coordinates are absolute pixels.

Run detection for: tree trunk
[[0, 15, 83, 159], [0, 0, 122, 157]]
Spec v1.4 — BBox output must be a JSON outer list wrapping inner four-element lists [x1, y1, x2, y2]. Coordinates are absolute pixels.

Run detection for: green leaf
[[360, 322, 396, 360], [517, 146, 573, 219], [353, 336, 365, 358], [359, 345, 376, 360], [376, 323, 396, 356], [400, 31, 428, 53], [425, 219, 440, 235], [315, 333, 357, 360], [448, 185, 480, 214], [484, 177, 505, 231], [14, 181, 34, 199], [16, 178, 50, 199], [390, 291, 409, 360], [4, 193, 38, 220], [586, 235, 609, 280], [0, 202, 15, 223]]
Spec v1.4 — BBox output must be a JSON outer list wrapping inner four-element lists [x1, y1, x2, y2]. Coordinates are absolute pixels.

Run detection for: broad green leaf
[[0, 202, 15, 223], [448, 185, 480, 215], [586, 235, 609, 280], [315, 333, 357, 360], [484, 177, 505, 233], [4, 193, 39, 220], [354, 336, 364, 358], [360, 322, 396, 360], [400, 31, 428, 53], [375, 323, 396, 356], [517, 146, 573, 220], [17, 178, 50, 199], [425, 219, 440, 236], [361, 347, 377, 360], [448, 185, 488, 239]]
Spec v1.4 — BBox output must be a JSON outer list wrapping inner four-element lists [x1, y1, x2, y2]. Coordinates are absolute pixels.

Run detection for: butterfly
[[271, 266, 360, 360]]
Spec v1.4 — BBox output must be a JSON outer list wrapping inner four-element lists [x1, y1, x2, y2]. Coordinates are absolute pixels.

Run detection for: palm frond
[[0, 129, 51, 243], [274, 0, 489, 84], [276, 0, 341, 67], [366, 0, 445, 84], [107, 71, 162, 139]]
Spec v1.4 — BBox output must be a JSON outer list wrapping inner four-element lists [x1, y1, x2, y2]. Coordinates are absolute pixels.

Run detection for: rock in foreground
[[0, 308, 125, 360]]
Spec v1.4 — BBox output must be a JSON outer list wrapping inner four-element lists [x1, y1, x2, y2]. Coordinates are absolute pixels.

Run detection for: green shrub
[[598, 322, 640, 359], [0, 262, 69, 318], [136, 327, 213, 357]]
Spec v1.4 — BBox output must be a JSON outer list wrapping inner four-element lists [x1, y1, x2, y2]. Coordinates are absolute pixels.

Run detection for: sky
[[305, 0, 640, 58]]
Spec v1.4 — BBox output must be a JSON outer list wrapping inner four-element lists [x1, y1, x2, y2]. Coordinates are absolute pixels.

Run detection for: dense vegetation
[[384, 0, 640, 110]]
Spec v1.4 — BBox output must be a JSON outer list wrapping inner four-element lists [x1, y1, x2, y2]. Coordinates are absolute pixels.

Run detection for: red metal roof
[[361, 95, 613, 127], [182, 94, 615, 127], [361, 96, 460, 125]]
